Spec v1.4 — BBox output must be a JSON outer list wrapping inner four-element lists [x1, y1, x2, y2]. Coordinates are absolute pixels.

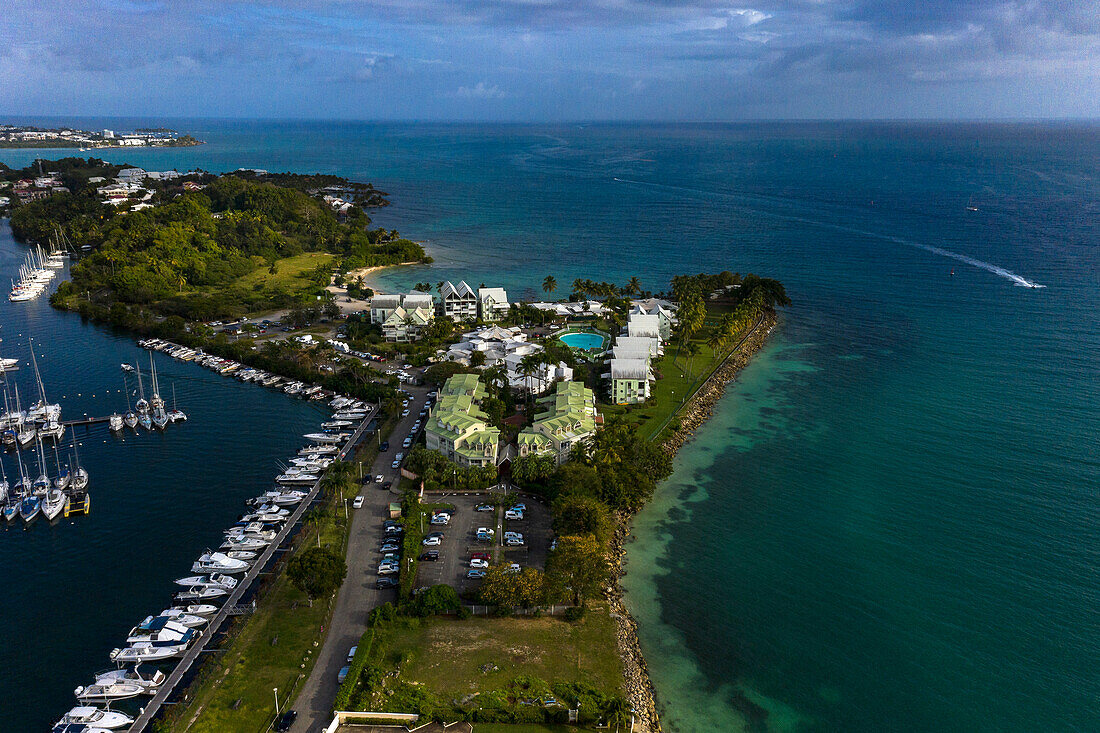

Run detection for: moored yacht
[[169, 603, 218, 617], [174, 585, 228, 602], [126, 616, 199, 646], [74, 680, 146, 703], [110, 641, 187, 663], [54, 706, 134, 730], [88, 664, 165, 695], [192, 551, 250, 574], [174, 572, 238, 590]]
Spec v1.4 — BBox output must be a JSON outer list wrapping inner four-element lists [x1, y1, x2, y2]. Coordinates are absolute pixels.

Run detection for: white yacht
[[192, 551, 249, 574], [54, 706, 134, 730], [276, 471, 319, 485], [127, 616, 198, 646], [220, 536, 268, 551], [299, 444, 338, 456], [303, 432, 348, 443], [41, 486, 68, 521], [89, 665, 165, 695], [74, 680, 146, 702], [110, 642, 187, 663], [174, 585, 228, 602], [156, 608, 209, 628], [174, 572, 238, 590], [169, 603, 218, 617]]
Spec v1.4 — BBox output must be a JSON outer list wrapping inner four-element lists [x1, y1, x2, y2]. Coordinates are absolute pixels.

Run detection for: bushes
[[408, 585, 461, 617]]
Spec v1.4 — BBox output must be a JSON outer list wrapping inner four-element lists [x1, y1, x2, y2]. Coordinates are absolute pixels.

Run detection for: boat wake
[[612, 176, 1045, 288]]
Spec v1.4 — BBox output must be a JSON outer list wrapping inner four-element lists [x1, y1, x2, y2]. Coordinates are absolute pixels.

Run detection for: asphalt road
[[289, 384, 430, 733]]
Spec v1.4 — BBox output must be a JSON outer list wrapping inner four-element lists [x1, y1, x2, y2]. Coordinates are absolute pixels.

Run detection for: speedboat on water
[[126, 616, 199, 646], [88, 664, 165, 695], [225, 550, 258, 562], [192, 551, 250, 574], [74, 680, 146, 703], [169, 604, 217, 617], [303, 432, 348, 443], [174, 585, 228, 602], [120, 363, 134, 372], [221, 536, 268, 551], [110, 642, 187, 663], [156, 608, 208, 628], [299, 445, 339, 456], [276, 471, 319, 485], [174, 572, 238, 590], [54, 706, 134, 730]]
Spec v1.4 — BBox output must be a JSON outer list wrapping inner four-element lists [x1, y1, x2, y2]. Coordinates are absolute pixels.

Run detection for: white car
[[401, 410, 410, 417], [477, 527, 495, 536], [353, 496, 365, 509], [378, 564, 399, 575], [430, 514, 450, 525], [375, 474, 384, 483], [421, 536, 442, 546], [347, 645, 358, 662], [505, 537, 525, 546], [505, 563, 521, 573], [504, 531, 523, 541], [504, 510, 523, 521], [469, 558, 489, 569]]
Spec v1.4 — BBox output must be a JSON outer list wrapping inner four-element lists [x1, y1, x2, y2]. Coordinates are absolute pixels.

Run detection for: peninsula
[[5, 158, 785, 733], [0, 124, 203, 148]]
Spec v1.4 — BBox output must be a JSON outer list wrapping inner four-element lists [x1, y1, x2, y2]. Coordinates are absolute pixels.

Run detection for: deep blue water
[[2, 120, 1097, 732]]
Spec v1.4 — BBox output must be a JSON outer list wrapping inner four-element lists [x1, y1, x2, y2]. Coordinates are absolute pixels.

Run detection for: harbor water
[[2, 120, 1098, 732]]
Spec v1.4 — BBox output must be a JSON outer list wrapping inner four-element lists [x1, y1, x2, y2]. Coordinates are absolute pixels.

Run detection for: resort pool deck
[[558, 330, 608, 351]]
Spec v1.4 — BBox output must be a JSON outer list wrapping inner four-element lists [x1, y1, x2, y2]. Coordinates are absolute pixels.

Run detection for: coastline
[[346, 259, 428, 295], [605, 309, 779, 733]]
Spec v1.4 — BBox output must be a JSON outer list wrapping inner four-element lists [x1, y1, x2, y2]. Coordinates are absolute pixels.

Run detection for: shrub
[[563, 606, 586, 622]]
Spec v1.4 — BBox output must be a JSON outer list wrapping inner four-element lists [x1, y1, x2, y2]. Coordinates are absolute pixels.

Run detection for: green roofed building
[[517, 380, 600, 465], [424, 373, 500, 467]]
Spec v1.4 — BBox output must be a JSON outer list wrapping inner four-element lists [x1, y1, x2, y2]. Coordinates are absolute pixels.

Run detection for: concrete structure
[[440, 280, 478, 321], [517, 381, 599, 465], [424, 374, 500, 467], [478, 287, 509, 321], [631, 298, 677, 340]]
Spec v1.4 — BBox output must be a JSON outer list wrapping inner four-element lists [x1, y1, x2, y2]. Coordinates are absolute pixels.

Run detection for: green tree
[[470, 350, 487, 368], [546, 534, 607, 606], [287, 546, 347, 606], [542, 275, 557, 297], [552, 494, 613, 544]]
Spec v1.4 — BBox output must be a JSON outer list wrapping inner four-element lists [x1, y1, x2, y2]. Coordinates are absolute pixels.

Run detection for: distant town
[[0, 124, 203, 149]]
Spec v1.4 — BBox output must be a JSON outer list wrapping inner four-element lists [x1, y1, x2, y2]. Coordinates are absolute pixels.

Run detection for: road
[[289, 383, 431, 732]]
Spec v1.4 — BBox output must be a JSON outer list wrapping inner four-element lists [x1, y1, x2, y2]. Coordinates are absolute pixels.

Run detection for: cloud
[[453, 82, 506, 99]]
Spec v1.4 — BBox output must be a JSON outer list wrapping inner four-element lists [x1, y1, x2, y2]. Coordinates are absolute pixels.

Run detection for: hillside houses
[[478, 287, 509, 321], [440, 325, 571, 393], [606, 308, 671, 404], [441, 281, 478, 321], [370, 291, 436, 341]]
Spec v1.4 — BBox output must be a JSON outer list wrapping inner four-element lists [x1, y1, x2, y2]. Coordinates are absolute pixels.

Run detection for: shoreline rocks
[[605, 309, 779, 733]]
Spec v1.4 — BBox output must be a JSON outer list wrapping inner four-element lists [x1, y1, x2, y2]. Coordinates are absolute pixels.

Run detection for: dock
[[125, 408, 374, 733], [62, 415, 113, 427]]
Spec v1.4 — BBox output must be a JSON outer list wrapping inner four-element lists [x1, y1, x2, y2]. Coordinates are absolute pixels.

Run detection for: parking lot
[[414, 492, 553, 595]]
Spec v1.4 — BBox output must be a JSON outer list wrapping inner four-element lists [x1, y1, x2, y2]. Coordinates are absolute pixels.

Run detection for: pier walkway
[[126, 406, 376, 733]]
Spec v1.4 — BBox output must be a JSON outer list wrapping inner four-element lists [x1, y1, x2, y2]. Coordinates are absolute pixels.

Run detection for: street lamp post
[[273, 687, 280, 716]]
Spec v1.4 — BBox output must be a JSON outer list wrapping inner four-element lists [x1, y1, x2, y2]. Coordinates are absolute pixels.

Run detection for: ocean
[[2, 120, 1097, 732]]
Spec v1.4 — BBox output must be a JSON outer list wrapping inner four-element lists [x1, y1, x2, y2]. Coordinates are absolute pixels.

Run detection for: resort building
[[630, 298, 677, 340], [613, 335, 661, 359], [381, 305, 434, 342], [517, 380, 600, 465], [424, 374, 501, 467], [438, 325, 571, 394], [441, 281, 479, 321], [528, 300, 611, 319], [478, 287, 510, 321], [609, 358, 653, 404], [626, 313, 662, 342], [370, 291, 435, 325]]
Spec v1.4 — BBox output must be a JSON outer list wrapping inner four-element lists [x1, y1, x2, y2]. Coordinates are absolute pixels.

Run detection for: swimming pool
[[558, 331, 606, 350]]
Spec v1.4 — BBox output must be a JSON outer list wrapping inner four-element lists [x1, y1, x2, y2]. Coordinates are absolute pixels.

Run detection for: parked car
[[376, 577, 399, 589], [378, 564, 399, 575], [510, 503, 527, 512], [390, 460, 401, 469], [401, 409, 410, 417], [505, 537, 526, 546], [505, 563, 522, 573], [274, 710, 297, 732], [470, 558, 489, 569], [347, 646, 358, 663], [380, 541, 401, 553], [430, 515, 450, 525], [504, 531, 523, 540], [477, 527, 495, 536], [504, 509, 523, 521], [470, 551, 490, 561], [418, 550, 440, 561], [402, 438, 412, 448], [379, 441, 389, 452], [337, 666, 350, 684], [352, 496, 365, 509], [475, 504, 494, 512], [466, 569, 487, 579], [375, 474, 384, 483], [421, 535, 442, 546]]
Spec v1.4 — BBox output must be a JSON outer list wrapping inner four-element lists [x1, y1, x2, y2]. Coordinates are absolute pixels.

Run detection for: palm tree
[[542, 275, 557, 297], [572, 278, 587, 300], [625, 276, 641, 296], [602, 696, 631, 733]]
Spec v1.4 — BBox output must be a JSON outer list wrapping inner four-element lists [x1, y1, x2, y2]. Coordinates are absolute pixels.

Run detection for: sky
[[3, 0, 1099, 120]]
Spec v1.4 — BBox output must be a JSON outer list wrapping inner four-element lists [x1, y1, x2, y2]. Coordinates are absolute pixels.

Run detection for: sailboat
[[70, 439, 89, 492], [13, 386, 36, 447], [0, 455, 8, 505], [167, 382, 187, 422], [52, 444, 70, 490], [122, 375, 138, 430], [966, 196, 979, 212], [150, 355, 168, 429], [33, 434, 66, 521], [3, 450, 23, 522], [18, 445, 40, 524], [135, 363, 152, 430]]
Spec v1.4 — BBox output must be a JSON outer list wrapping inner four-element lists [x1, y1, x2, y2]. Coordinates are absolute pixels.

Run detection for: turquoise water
[[3, 120, 1098, 732], [559, 332, 606, 350]]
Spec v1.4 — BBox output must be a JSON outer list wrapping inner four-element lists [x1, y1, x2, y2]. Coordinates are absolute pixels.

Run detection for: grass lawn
[[363, 602, 623, 705], [162, 451, 369, 733], [234, 252, 335, 295]]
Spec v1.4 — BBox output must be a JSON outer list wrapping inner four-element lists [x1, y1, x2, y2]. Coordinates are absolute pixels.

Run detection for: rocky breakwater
[[607, 307, 779, 733]]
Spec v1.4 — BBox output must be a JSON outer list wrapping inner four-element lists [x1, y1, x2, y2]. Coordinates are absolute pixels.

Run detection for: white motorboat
[[224, 526, 277, 542], [121, 363, 134, 372], [276, 471, 319, 485], [110, 642, 187, 663], [303, 432, 348, 444], [225, 550, 258, 562], [174, 572, 238, 590], [90, 664, 165, 695], [321, 420, 353, 429], [54, 706, 134, 730], [156, 608, 209, 628], [299, 445, 338, 456], [74, 680, 146, 702], [169, 603, 218, 617], [192, 551, 250, 574], [108, 414, 124, 431], [174, 585, 228, 602], [127, 616, 199, 646], [221, 536, 268, 551]]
